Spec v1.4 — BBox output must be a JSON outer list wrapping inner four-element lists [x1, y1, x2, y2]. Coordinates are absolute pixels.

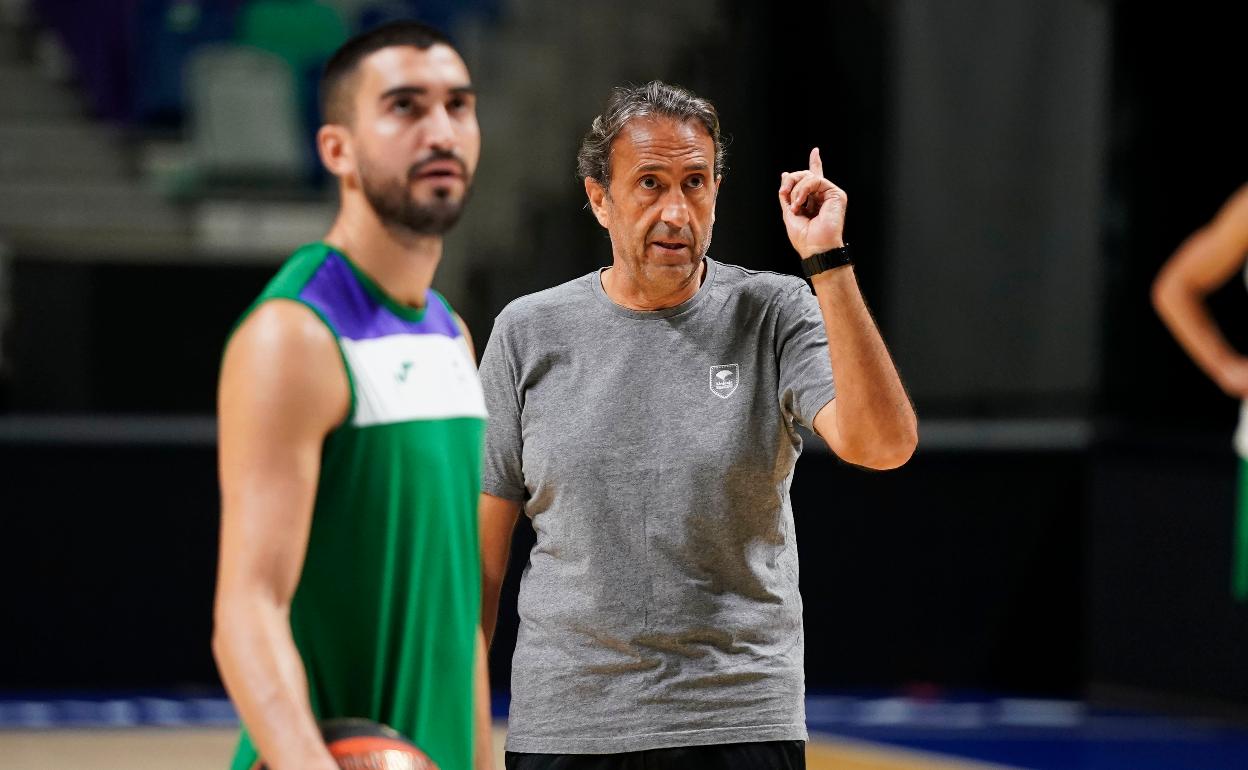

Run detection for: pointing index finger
[[809, 147, 822, 176]]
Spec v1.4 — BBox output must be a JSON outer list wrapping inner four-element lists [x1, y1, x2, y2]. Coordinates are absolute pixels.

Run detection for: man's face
[[590, 117, 719, 289], [346, 44, 480, 235]]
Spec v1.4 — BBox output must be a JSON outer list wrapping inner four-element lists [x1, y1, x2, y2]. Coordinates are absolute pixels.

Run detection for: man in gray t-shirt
[[479, 81, 916, 770]]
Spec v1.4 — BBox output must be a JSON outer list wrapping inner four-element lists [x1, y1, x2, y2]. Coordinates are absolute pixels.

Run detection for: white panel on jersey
[[340, 333, 487, 427]]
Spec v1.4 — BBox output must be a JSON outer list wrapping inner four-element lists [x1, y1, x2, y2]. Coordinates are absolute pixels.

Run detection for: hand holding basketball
[[254, 719, 439, 770]]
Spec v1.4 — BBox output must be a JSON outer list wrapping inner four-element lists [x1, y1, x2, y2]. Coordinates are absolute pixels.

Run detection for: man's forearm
[[474, 628, 496, 769], [811, 266, 916, 466], [213, 596, 337, 770], [482, 583, 503, 648], [479, 494, 521, 647]]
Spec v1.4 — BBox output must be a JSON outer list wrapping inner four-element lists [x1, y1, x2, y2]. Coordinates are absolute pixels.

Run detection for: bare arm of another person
[[473, 627, 496, 769], [1152, 184, 1248, 397], [480, 493, 521, 646], [779, 148, 918, 469], [455, 315, 502, 770], [213, 301, 348, 770]]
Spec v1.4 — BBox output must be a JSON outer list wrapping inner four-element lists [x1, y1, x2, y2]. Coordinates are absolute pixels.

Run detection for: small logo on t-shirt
[[396, 360, 414, 383], [710, 364, 740, 398]]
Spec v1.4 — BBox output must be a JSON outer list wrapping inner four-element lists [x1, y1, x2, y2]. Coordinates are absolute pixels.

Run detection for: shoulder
[[426, 288, 473, 346], [709, 258, 813, 315], [221, 300, 348, 430], [260, 242, 336, 299], [227, 299, 340, 373], [710, 258, 809, 300], [494, 272, 597, 328]]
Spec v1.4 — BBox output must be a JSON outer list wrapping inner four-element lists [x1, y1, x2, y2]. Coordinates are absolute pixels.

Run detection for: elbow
[[838, 421, 918, 470], [210, 598, 234, 671], [1150, 272, 1175, 317], [877, 439, 917, 470], [868, 431, 918, 470], [210, 628, 233, 692], [1151, 266, 1206, 322], [210, 589, 261, 673], [211, 628, 228, 675]]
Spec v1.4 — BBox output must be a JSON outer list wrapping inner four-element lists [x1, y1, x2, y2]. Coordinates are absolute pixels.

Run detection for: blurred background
[[1, 0, 1247, 767]]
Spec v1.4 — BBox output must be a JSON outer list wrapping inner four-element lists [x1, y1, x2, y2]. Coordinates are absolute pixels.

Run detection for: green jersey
[[227, 243, 486, 770]]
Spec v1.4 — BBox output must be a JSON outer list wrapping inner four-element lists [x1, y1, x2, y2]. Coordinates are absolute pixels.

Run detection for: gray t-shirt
[[480, 256, 836, 754]]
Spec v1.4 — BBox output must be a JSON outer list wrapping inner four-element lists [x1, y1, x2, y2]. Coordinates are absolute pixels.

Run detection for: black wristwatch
[[799, 244, 852, 278]]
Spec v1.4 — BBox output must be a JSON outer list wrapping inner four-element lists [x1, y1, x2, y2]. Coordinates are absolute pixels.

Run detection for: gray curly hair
[[576, 80, 726, 188]]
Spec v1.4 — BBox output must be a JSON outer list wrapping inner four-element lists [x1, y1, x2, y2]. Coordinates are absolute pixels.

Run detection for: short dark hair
[[577, 80, 726, 188], [319, 20, 459, 125]]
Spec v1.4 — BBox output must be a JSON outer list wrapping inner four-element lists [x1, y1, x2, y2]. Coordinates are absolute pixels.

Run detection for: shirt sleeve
[[478, 311, 528, 501], [775, 281, 836, 430]]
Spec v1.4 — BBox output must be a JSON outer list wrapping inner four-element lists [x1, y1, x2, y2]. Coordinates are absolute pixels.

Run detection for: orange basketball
[[253, 718, 438, 770]]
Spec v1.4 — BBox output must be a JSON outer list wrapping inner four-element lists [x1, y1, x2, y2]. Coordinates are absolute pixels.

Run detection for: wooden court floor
[[0, 724, 1015, 770]]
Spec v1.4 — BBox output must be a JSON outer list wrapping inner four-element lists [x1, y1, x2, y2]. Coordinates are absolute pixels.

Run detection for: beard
[[358, 150, 473, 236]]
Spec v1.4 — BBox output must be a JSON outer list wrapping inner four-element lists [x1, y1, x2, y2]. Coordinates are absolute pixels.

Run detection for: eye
[[391, 96, 414, 116], [639, 176, 659, 190], [686, 175, 705, 189], [448, 95, 469, 113]]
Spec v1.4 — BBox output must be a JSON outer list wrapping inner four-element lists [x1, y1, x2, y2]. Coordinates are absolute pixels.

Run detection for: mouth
[[650, 240, 689, 253], [411, 158, 465, 182]]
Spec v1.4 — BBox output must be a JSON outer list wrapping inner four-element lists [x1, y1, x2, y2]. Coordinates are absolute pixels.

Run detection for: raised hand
[[778, 147, 847, 258]]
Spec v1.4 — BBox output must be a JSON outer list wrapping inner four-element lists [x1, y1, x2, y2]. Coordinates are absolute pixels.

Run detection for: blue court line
[[4, 691, 1247, 769], [0, 690, 238, 729], [803, 693, 1248, 770], [0, 690, 507, 729]]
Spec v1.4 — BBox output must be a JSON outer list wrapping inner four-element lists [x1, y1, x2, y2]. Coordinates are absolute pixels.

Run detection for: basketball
[[253, 719, 438, 770]]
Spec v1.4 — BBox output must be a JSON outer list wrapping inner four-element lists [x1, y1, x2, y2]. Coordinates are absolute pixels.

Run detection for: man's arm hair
[[213, 300, 348, 770], [808, 272, 917, 470]]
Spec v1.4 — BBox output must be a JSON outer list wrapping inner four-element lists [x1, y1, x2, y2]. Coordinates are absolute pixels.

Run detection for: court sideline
[[0, 725, 1017, 770]]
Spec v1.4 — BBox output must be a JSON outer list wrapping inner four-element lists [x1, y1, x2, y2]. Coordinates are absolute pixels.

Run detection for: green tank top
[[227, 243, 486, 770]]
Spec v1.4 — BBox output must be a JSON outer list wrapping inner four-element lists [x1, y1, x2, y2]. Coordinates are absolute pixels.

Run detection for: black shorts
[[505, 741, 806, 770]]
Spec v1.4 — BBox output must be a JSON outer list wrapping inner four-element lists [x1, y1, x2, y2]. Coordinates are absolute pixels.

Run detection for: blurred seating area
[[0, 2, 505, 263], [0, 0, 728, 360], [0, 0, 719, 279], [25, 0, 500, 194]]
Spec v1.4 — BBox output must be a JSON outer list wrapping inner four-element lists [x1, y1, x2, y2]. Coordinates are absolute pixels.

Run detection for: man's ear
[[584, 177, 611, 229], [711, 174, 723, 225], [318, 124, 355, 180]]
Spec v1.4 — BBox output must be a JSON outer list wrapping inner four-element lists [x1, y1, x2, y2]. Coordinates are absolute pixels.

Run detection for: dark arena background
[[2, 1, 1247, 768]]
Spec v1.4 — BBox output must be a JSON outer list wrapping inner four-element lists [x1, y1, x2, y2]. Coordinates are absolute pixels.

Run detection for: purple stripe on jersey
[[298, 251, 460, 341]]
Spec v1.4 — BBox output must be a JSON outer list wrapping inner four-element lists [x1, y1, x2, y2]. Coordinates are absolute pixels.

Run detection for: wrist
[[800, 244, 852, 278], [800, 238, 845, 258]]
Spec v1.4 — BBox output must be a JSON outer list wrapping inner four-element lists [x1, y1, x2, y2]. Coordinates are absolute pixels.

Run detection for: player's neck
[[324, 210, 442, 310]]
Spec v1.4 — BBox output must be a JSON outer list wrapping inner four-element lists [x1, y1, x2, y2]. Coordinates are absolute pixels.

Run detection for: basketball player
[[1152, 182, 1248, 599], [213, 22, 493, 770], [478, 82, 917, 769]]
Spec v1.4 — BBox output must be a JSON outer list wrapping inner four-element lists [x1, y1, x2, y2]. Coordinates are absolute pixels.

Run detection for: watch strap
[[800, 244, 852, 278]]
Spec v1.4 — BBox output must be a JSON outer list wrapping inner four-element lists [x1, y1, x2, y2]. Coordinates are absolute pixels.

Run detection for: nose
[[660, 187, 690, 229], [423, 103, 456, 152]]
